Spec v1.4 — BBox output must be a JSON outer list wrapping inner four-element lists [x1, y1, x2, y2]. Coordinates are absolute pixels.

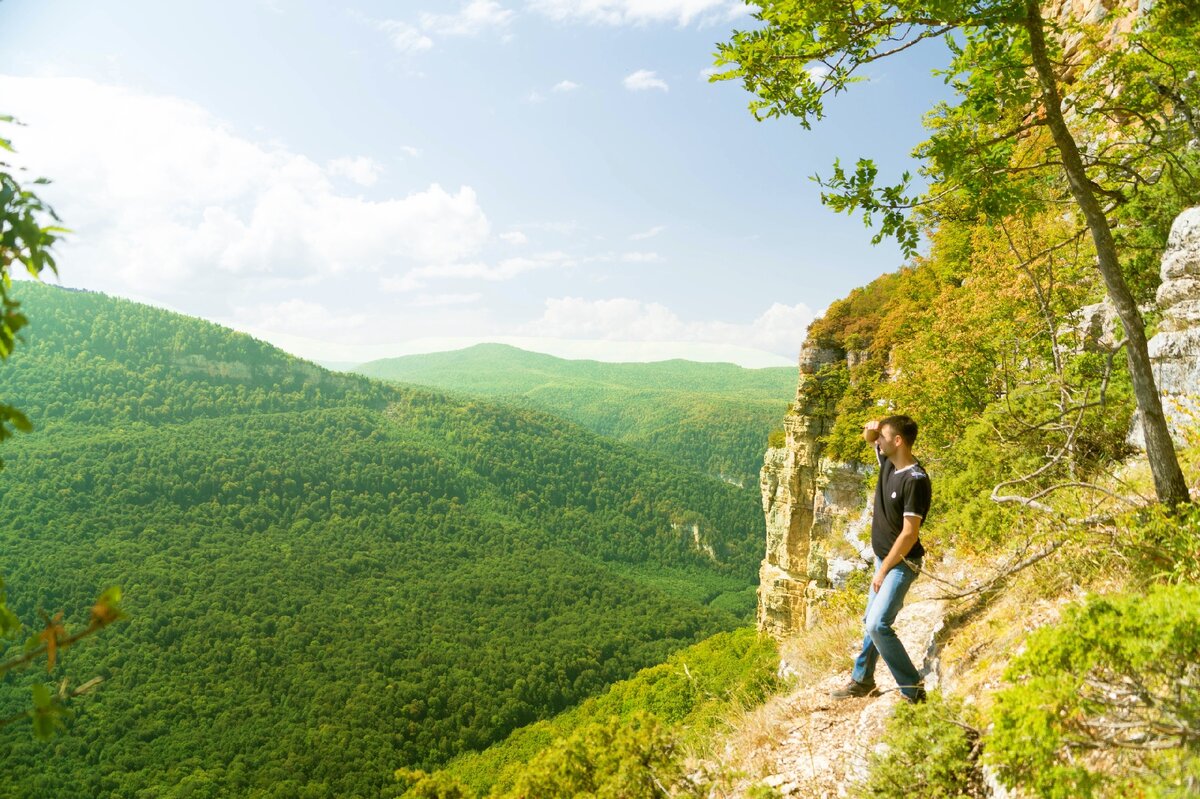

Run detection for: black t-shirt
[[870, 446, 931, 560]]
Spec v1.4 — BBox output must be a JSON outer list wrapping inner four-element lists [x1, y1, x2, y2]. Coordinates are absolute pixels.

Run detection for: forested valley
[[356, 344, 795, 489], [0, 282, 772, 798]]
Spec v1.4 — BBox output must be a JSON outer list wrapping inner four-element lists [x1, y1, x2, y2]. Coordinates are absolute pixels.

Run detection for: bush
[[394, 768, 476, 799], [987, 584, 1200, 799], [852, 692, 983, 799], [496, 711, 680, 799], [1118, 504, 1200, 586]]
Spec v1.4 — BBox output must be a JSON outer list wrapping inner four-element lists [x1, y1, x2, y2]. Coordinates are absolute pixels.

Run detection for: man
[[831, 414, 930, 704]]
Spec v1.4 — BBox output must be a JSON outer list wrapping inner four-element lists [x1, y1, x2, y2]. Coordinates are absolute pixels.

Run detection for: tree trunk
[[1024, 0, 1190, 507]]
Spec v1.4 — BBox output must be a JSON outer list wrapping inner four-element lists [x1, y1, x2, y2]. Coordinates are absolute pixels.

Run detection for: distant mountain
[[356, 344, 796, 488], [0, 283, 763, 798]]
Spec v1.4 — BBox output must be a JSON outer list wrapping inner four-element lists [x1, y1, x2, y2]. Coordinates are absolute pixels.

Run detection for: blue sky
[[0, 0, 952, 367]]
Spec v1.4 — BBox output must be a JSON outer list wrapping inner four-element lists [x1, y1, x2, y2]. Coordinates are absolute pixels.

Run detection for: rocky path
[[730, 580, 949, 798]]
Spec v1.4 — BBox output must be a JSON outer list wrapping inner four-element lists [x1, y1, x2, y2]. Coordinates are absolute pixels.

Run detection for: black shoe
[[902, 686, 927, 704], [831, 679, 877, 699]]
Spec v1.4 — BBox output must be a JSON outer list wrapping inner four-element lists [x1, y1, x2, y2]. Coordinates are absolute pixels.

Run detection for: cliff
[[758, 343, 870, 638]]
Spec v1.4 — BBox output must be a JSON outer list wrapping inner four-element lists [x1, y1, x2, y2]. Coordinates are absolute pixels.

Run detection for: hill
[[355, 344, 796, 488], [0, 283, 764, 798]]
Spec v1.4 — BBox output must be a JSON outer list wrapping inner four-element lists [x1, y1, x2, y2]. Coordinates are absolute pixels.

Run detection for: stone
[[758, 340, 873, 638], [1062, 300, 1122, 353], [1136, 206, 1200, 446]]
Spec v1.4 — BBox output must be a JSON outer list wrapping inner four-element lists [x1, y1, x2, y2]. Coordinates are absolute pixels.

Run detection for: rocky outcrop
[[1144, 206, 1200, 443], [758, 342, 870, 639]]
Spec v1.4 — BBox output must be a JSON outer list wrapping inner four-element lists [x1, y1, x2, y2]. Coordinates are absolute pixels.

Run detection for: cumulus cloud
[[378, 1, 514, 53], [520, 297, 815, 357], [500, 231, 528, 245], [410, 292, 484, 307], [552, 80, 580, 93], [229, 298, 369, 338], [530, 0, 748, 26], [420, 1, 515, 35], [0, 75, 490, 304], [624, 69, 669, 92], [629, 225, 665, 240], [620, 251, 661, 263], [377, 20, 434, 52], [326, 156, 383, 187], [383, 251, 575, 292]]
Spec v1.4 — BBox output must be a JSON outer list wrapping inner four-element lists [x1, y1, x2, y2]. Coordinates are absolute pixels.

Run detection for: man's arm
[[872, 516, 920, 592]]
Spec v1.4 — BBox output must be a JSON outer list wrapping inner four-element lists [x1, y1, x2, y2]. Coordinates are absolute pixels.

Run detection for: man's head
[[878, 414, 918, 457]]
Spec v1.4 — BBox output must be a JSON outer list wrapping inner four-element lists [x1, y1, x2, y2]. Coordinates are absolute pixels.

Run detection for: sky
[[0, 0, 953, 368]]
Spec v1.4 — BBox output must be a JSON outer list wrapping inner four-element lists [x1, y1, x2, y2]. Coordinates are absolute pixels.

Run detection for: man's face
[[877, 424, 902, 458]]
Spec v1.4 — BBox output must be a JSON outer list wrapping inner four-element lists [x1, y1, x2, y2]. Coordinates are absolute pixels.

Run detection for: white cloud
[[500, 231, 528, 245], [230, 298, 369, 338], [620, 251, 661, 263], [629, 225, 665, 240], [326, 156, 383, 187], [383, 250, 575, 291], [530, 0, 747, 26], [420, 1, 515, 35], [377, 20, 434, 52], [520, 297, 815, 358], [410, 292, 484, 307], [0, 75, 491, 303], [526, 90, 546, 104], [698, 66, 720, 80], [400, 145, 422, 158], [552, 80, 580, 93], [624, 69, 669, 92]]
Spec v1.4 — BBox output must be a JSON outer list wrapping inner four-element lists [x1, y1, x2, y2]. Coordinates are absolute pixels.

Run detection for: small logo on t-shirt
[[891, 491, 897, 498]]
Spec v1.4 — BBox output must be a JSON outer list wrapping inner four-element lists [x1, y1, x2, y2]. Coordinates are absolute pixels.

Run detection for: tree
[[1, 114, 64, 459], [1, 114, 120, 737], [714, 0, 1200, 506]]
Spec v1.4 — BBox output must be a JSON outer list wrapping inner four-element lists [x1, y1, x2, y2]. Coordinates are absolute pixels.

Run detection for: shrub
[[496, 711, 680, 799], [852, 692, 983, 799], [987, 584, 1200, 798]]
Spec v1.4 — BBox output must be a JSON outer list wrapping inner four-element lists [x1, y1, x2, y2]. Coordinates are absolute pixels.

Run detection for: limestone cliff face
[[1145, 207, 1200, 442], [758, 343, 869, 639]]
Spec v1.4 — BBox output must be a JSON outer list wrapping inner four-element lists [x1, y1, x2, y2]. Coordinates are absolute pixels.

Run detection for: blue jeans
[[851, 557, 923, 699]]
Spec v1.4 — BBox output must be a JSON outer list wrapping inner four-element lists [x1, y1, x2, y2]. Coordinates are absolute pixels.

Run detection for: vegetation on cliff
[[716, 0, 1200, 505]]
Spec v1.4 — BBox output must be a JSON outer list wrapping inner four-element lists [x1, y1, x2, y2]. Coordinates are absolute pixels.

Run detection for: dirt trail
[[734, 579, 949, 798]]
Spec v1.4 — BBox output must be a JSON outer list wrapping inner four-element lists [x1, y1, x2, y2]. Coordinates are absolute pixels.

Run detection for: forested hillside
[[355, 345, 795, 488], [0, 283, 764, 798]]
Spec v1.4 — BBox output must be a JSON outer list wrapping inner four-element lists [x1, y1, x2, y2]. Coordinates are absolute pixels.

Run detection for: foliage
[[395, 769, 477, 799], [0, 283, 769, 796], [988, 584, 1200, 798], [495, 711, 680, 799], [0, 115, 124, 741], [356, 344, 796, 488], [0, 115, 66, 461], [715, 0, 1200, 505], [1115, 504, 1200, 586], [443, 627, 778, 796], [853, 692, 983, 799]]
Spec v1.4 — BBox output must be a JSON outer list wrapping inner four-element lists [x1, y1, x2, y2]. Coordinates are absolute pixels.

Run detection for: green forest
[[356, 345, 795, 489], [3, 1, 1200, 797], [0, 283, 765, 797]]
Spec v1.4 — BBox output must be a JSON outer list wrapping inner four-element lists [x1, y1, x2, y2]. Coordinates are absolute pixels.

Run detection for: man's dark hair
[[880, 414, 918, 447]]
